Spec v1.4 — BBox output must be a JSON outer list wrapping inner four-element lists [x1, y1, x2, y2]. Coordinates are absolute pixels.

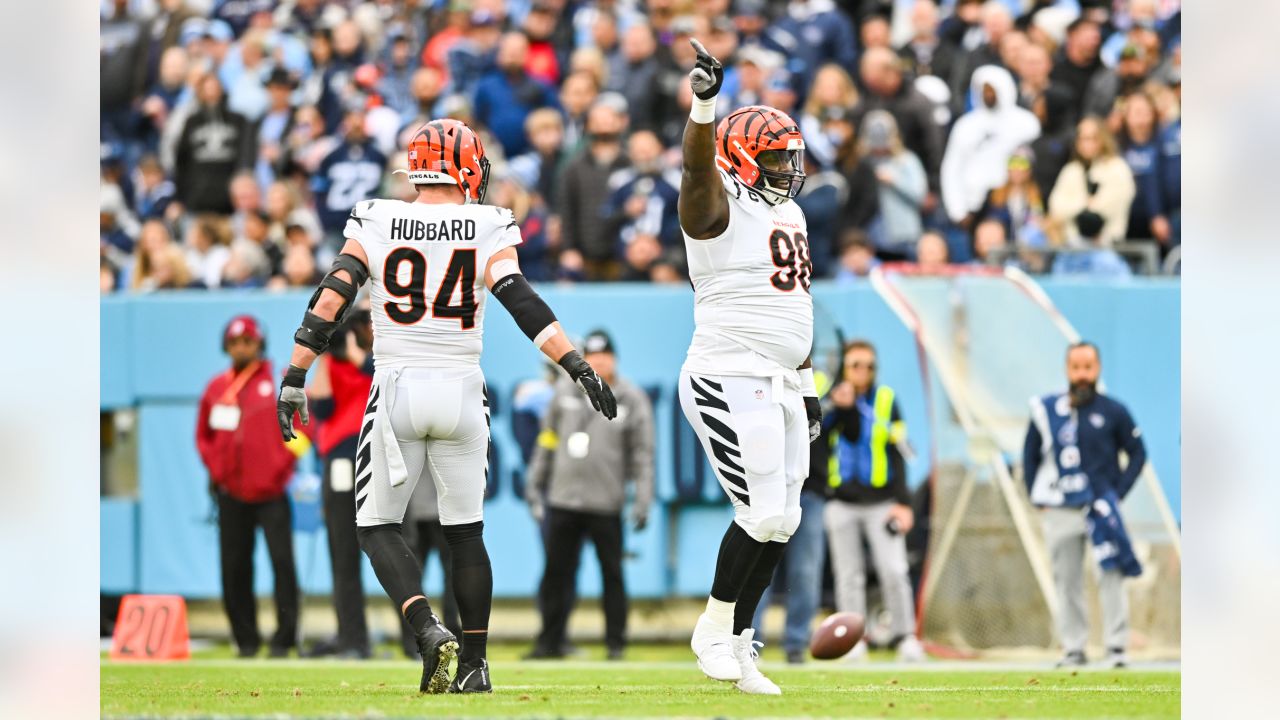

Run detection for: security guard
[[822, 340, 924, 662], [1024, 341, 1147, 669], [525, 330, 655, 660]]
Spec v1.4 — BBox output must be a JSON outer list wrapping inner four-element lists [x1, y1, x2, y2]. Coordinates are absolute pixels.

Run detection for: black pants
[[535, 507, 627, 652], [399, 518, 462, 655], [217, 492, 299, 654], [322, 439, 369, 654]]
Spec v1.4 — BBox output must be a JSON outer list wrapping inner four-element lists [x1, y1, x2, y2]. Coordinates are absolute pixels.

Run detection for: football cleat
[[448, 658, 493, 694], [897, 635, 926, 663], [733, 629, 781, 695], [1105, 648, 1128, 669], [1056, 650, 1088, 668], [415, 616, 459, 694], [691, 612, 741, 681]]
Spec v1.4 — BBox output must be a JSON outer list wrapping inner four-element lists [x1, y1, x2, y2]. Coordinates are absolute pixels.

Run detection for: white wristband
[[799, 367, 817, 397], [690, 96, 716, 125]]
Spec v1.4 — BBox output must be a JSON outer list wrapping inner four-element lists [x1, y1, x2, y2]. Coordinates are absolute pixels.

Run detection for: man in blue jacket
[[1024, 342, 1147, 669]]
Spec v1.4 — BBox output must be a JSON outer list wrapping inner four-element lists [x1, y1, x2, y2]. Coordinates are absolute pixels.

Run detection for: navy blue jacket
[[1023, 393, 1147, 505], [312, 141, 387, 231]]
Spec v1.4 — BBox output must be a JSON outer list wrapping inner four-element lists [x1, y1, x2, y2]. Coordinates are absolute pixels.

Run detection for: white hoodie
[[940, 65, 1042, 223]]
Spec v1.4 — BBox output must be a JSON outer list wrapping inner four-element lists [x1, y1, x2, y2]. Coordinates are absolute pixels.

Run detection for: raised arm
[[276, 238, 370, 440], [678, 39, 730, 240], [485, 246, 617, 420]]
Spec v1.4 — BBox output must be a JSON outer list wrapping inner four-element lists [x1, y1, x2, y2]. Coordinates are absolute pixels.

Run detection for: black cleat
[[1056, 650, 1087, 668], [448, 658, 493, 694], [416, 616, 459, 694]]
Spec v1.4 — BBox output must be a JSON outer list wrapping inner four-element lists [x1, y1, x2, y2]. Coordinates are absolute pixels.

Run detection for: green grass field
[[101, 645, 1179, 719]]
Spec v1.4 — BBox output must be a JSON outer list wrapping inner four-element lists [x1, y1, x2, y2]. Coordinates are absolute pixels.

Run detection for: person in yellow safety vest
[[822, 339, 925, 662]]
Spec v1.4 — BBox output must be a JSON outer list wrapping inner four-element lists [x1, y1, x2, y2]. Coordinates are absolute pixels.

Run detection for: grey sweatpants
[[824, 499, 916, 637], [1041, 506, 1128, 653]]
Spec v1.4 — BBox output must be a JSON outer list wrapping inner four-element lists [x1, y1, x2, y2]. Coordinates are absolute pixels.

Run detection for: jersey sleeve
[[488, 206, 523, 254], [343, 199, 377, 244]]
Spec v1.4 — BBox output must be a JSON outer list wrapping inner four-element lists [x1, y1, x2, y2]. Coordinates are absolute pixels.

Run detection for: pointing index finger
[[689, 38, 719, 67]]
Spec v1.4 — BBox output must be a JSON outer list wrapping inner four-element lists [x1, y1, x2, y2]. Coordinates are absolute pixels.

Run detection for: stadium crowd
[[100, 0, 1181, 293]]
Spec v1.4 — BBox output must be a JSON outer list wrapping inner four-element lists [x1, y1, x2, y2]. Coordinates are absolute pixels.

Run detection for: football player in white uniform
[[678, 40, 821, 695], [275, 119, 617, 694]]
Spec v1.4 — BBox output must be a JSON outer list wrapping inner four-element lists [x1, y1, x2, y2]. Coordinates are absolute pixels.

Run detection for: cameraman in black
[[305, 298, 375, 659]]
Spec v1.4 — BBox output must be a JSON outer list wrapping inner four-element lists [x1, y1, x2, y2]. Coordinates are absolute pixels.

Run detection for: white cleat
[[897, 635, 926, 663], [691, 612, 741, 681], [733, 629, 781, 695]]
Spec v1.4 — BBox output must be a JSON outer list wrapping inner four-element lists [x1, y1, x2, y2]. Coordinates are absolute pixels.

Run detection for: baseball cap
[[224, 315, 264, 345], [264, 67, 298, 88], [735, 0, 767, 18], [179, 17, 209, 46], [206, 20, 234, 44], [583, 329, 615, 355]]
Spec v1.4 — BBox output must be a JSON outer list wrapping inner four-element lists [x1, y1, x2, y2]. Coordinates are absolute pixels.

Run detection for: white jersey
[[682, 169, 814, 381], [344, 199, 522, 369]]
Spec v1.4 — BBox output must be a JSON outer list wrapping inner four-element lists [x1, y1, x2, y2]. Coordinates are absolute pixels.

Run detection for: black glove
[[804, 395, 822, 443], [277, 365, 309, 441], [689, 38, 724, 101], [559, 350, 618, 420]]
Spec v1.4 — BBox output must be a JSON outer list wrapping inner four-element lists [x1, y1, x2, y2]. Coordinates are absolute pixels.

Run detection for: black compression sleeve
[[491, 273, 558, 342]]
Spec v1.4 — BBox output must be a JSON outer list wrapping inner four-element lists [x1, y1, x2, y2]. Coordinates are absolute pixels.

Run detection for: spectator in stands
[[312, 105, 387, 246], [131, 220, 184, 292], [255, 68, 301, 191], [836, 117, 881, 237], [474, 32, 560, 158], [1085, 39, 1159, 123], [222, 234, 272, 289], [861, 110, 928, 258], [824, 339, 924, 663], [982, 146, 1050, 248], [560, 70, 600, 151], [132, 154, 177, 222], [855, 47, 943, 199], [720, 45, 783, 120], [799, 64, 861, 171], [518, 108, 570, 210], [102, 257, 119, 294], [101, 0, 147, 141], [941, 65, 1040, 231], [615, 23, 670, 133], [101, 182, 138, 268], [281, 104, 338, 175], [523, 2, 568, 87], [225, 29, 272, 123], [139, 46, 191, 153], [898, 0, 958, 83], [1049, 117, 1136, 247], [526, 329, 654, 660], [972, 218, 1009, 265], [1153, 72, 1181, 250], [228, 172, 263, 241], [492, 167, 555, 282], [557, 96, 631, 281], [776, 0, 859, 94], [1116, 91, 1166, 244], [1023, 341, 1146, 668], [379, 29, 420, 121], [1015, 42, 1054, 111], [859, 10, 892, 52], [397, 66, 446, 147], [1029, 85, 1076, 200], [916, 230, 949, 272], [1051, 212, 1133, 279], [186, 215, 233, 289], [316, 21, 368, 131], [196, 315, 300, 659], [274, 243, 322, 289], [949, 1, 1016, 115], [1048, 19, 1102, 119], [174, 73, 255, 215], [607, 131, 682, 281], [834, 228, 879, 284]]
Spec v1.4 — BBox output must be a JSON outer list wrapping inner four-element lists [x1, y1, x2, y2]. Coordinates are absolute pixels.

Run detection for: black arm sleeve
[[491, 273, 558, 342]]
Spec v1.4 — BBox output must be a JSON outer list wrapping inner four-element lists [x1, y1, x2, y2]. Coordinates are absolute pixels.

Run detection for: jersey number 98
[[383, 247, 478, 328], [768, 229, 812, 293]]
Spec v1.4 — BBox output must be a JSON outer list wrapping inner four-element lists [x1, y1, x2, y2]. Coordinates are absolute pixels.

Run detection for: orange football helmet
[[404, 119, 491, 203], [715, 105, 806, 204]]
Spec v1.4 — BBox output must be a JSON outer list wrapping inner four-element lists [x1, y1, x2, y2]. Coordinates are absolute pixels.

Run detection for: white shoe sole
[[735, 679, 782, 695]]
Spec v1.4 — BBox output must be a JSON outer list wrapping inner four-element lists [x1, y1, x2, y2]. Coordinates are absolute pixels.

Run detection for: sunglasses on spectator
[[846, 361, 876, 370]]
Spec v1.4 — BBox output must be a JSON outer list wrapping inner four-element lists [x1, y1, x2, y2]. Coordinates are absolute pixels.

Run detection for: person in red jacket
[[305, 303, 376, 659], [196, 314, 300, 658]]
